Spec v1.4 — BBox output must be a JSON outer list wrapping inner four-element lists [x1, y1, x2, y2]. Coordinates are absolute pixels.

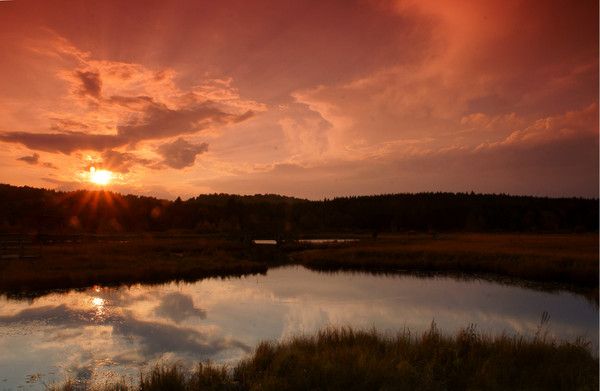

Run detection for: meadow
[[49, 325, 598, 391]]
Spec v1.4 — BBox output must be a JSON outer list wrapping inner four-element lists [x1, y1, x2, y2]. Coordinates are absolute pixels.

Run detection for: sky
[[0, 0, 597, 200]]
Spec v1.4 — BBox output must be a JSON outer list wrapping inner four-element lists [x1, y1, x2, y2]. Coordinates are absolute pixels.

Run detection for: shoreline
[[0, 233, 597, 301]]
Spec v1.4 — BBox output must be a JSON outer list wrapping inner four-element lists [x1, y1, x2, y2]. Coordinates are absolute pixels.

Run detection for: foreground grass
[[50, 326, 598, 391], [291, 233, 599, 299], [1, 233, 597, 299]]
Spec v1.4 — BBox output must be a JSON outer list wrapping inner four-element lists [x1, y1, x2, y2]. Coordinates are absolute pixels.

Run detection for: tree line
[[0, 184, 597, 235]]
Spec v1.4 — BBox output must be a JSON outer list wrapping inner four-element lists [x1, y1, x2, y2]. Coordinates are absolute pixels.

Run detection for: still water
[[0, 266, 597, 390], [253, 239, 359, 245]]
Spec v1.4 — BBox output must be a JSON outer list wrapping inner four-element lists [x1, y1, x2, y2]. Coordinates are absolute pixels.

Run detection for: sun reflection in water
[[92, 297, 105, 307], [91, 296, 106, 321]]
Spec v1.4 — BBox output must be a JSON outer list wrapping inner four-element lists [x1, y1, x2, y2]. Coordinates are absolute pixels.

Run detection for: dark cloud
[[157, 138, 209, 169], [0, 53, 257, 156], [101, 149, 153, 173], [17, 153, 39, 164], [116, 101, 252, 143], [154, 292, 207, 323], [17, 152, 58, 169], [0, 104, 250, 154], [76, 70, 102, 98], [0, 131, 126, 154]]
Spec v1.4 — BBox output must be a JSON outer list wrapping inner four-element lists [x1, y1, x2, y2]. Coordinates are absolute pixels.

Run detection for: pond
[[0, 266, 597, 390]]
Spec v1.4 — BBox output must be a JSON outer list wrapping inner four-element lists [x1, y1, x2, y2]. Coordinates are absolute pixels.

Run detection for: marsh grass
[[292, 233, 599, 290], [1, 233, 597, 300], [0, 237, 270, 295], [49, 325, 598, 391]]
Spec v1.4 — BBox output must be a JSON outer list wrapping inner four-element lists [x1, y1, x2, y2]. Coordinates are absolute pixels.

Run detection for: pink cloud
[[0, 1, 596, 197], [497, 104, 598, 147]]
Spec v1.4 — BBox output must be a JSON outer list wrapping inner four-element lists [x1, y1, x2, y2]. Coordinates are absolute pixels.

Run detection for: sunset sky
[[0, 0, 597, 199]]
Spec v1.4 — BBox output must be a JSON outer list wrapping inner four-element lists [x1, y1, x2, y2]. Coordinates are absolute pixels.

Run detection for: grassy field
[[50, 326, 598, 391], [0, 233, 597, 299], [290, 233, 599, 299]]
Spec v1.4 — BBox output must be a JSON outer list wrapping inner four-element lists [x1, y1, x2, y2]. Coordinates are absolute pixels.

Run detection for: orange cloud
[[0, 1, 596, 197]]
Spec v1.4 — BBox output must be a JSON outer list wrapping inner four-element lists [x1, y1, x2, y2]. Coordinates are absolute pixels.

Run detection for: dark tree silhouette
[[0, 184, 596, 235]]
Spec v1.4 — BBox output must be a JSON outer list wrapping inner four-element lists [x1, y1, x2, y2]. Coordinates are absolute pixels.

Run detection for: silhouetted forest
[[0, 184, 597, 235]]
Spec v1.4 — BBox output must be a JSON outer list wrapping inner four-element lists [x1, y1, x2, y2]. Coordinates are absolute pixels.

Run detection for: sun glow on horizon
[[89, 166, 113, 186]]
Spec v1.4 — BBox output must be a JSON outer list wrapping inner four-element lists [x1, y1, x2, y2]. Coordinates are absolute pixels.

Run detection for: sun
[[89, 166, 113, 186]]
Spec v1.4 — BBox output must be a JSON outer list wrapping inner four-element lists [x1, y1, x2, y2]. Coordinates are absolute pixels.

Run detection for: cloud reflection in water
[[0, 266, 597, 390]]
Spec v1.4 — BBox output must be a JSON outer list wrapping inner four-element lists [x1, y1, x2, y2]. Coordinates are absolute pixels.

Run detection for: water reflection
[[298, 239, 359, 244], [253, 238, 359, 245], [253, 239, 277, 245], [0, 266, 597, 390], [154, 292, 207, 323]]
